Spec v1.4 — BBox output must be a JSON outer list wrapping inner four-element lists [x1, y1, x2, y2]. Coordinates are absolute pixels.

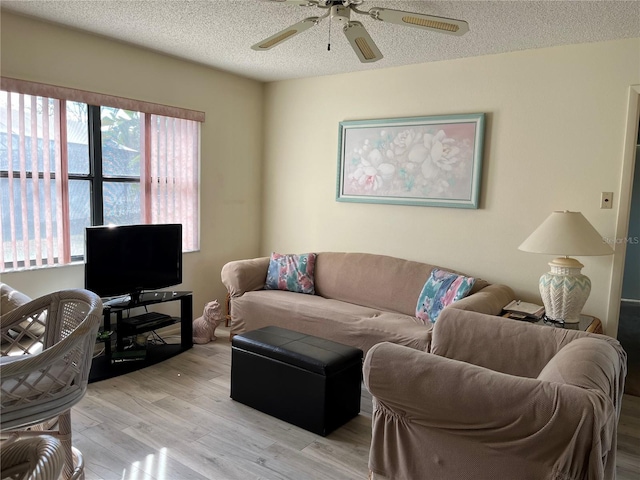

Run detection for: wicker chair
[[0, 289, 102, 480], [1, 435, 65, 480]]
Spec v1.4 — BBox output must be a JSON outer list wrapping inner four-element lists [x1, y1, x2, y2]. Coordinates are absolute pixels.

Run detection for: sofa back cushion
[[314, 252, 488, 317]]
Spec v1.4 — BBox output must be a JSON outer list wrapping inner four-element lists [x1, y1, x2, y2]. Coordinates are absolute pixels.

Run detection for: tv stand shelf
[[89, 290, 193, 383], [120, 312, 175, 335]]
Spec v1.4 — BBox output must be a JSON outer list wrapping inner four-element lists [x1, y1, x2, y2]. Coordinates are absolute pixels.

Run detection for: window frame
[[1, 79, 204, 271]]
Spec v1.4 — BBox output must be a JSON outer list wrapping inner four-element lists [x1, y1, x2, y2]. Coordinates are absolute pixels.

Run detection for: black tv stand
[[89, 290, 193, 382]]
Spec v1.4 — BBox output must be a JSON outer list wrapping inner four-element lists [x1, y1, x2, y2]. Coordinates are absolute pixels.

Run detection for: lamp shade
[[518, 211, 613, 256]]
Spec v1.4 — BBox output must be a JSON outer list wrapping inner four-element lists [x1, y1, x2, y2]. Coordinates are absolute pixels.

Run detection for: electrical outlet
[[601, 192, 613, 209]]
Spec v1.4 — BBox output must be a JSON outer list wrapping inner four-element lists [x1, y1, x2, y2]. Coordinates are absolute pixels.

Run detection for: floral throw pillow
[[416, 268, 476, 324], [265, 252, 317, 295]]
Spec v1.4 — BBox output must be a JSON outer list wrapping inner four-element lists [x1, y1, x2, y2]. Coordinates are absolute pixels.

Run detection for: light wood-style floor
[[75, 327, 640, 480]]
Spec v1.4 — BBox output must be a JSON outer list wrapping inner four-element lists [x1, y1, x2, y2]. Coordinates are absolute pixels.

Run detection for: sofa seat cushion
[[231, 290, 433, 353]]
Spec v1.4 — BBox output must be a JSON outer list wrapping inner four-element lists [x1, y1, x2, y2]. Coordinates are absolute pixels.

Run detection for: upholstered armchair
[[364, 309, 626, 480], [1, 289, 102, 480]]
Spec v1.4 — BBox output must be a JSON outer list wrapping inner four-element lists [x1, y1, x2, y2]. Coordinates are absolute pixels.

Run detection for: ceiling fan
[[252, 0, 469, 63]]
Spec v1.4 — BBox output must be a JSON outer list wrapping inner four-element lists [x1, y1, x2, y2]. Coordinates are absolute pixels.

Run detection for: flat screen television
[[84, 223, 182, 303]]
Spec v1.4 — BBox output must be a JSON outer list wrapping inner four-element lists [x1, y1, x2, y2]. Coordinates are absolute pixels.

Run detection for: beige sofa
[[221, 252, 514, 353], [364, 308, 627, 480]]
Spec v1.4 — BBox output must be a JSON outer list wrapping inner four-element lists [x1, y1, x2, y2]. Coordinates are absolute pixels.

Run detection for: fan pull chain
[[327, 15, 332, 51]]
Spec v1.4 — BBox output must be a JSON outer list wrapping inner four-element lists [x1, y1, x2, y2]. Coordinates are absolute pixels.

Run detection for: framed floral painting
[[336, 113, 485, 208]]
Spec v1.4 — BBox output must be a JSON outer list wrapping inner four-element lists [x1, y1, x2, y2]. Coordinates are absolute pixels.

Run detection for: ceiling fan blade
[[369, 8, 469, 36], [272, 0, 316, 5], [343, 21, 383, 63], [251, 17, 319, 51]]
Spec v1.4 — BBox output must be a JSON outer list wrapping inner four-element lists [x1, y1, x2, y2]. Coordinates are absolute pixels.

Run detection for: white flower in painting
[[423, 129, 460, 172], [378, 163, 395, 181], [421, 158, 438, 179], [367, 148, 383, 167], [420, 129, 463, 180], [350, 167, 364, 180], [386, 149, 394, 160], [348, 163, 381, 192], [393, 129, 419, 155], [349, 157, 395, 192], [361, 138, 371, 154], [407, 143, 428, 164], [357, 166, 382, 191]]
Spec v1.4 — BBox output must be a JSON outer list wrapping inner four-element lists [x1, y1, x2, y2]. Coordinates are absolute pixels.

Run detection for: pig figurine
[[192, 300, 223, 344]]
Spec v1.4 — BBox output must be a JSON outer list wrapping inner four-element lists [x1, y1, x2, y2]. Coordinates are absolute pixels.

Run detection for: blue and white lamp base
[[539, 257, 591, 324]]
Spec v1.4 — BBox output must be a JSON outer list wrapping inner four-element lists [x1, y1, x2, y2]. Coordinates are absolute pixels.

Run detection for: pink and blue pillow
[[265, 252, 317, 295], [416, 268, 476, 324]]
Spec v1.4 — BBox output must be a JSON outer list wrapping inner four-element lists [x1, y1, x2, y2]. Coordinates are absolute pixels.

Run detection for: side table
[[579, 315, 603, 334], [503, 312, 603, 334]]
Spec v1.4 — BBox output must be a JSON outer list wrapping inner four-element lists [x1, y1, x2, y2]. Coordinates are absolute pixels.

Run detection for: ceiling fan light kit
[[253, 0, 469, 63]]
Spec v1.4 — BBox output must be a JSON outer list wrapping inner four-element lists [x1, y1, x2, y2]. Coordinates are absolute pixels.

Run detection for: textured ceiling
[[2, 0, 640, 82]]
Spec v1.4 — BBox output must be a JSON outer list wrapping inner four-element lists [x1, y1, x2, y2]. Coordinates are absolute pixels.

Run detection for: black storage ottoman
[[231, 326, 363, 436]]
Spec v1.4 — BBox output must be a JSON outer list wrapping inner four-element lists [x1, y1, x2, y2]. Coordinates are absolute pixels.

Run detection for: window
[[0, 82, 202, 272]]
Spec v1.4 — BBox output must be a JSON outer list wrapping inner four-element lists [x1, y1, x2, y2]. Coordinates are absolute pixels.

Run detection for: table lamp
[[518, 211, 613, 324]]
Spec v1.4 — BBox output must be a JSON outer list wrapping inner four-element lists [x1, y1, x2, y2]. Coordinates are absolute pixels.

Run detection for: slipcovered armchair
[[363, 309, 626, 480], [1, 289, 102, 480]]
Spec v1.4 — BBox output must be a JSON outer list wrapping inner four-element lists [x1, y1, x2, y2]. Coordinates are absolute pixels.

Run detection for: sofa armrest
[[449, 283, 514, 315], [221, 257, 270, 298]]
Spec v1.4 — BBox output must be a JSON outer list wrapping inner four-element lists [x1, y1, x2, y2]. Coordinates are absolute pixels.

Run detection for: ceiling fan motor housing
[[318, 0, 362, 6], [331, 5, 351, 23]]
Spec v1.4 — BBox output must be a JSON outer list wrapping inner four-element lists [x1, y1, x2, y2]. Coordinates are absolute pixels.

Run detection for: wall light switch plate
[[601, 192, 613, 209]]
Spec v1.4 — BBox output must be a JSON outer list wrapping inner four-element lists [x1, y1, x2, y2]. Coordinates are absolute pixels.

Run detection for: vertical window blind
[[0, 92, 70, 269], [148, 115, 199, 251], [1, 79, 203, 271]]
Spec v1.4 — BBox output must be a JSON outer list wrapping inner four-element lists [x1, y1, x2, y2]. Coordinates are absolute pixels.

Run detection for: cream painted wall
[[0, 12, 264, 314], [262, 38, 640, 333], [2, 11, 639, 334]]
